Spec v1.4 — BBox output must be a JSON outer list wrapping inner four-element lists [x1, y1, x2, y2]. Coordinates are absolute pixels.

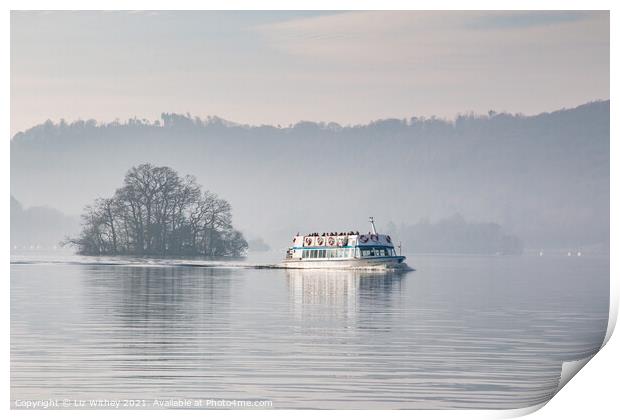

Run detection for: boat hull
[[277, 256, 409, 271]]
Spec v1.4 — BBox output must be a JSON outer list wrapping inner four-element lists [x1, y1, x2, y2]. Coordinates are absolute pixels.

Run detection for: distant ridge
[[11, 100, 609, 139]]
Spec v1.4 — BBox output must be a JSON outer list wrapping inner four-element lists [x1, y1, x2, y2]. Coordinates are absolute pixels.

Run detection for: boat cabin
[[286, 229, 398, 261]]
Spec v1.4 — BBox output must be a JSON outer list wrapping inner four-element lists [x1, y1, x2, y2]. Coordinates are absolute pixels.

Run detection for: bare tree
[[68, 164, 247, 257]]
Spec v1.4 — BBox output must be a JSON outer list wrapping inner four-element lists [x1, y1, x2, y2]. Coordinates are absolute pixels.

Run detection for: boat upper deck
[[292, 232, 394, 248]]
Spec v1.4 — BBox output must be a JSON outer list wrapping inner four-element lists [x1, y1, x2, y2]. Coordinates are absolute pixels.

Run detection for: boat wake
[[10, 257, 413, 271], [11, 257, 267, 270]]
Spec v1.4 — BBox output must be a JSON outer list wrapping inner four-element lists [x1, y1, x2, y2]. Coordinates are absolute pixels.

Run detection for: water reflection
[[82, 265, 236, 327], [285, 269, 406, 331]]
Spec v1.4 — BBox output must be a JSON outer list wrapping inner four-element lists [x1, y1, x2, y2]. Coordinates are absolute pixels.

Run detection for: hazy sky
[[11, 10, 609, 136]]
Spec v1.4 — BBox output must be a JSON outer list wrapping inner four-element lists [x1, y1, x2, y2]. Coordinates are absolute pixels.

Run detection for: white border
[[4, 1, 617, 419], [1, 0, 617, 11]]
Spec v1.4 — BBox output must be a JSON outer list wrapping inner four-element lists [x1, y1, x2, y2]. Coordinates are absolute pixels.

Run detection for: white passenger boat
[[279, 217, 409, 270]]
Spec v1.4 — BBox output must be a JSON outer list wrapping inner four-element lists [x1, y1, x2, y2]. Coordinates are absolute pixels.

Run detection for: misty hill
[[11, 196, 80, 249], [387, 215, 523, 255], [247, 237, 271, 252], [10, 101, 609, 251]]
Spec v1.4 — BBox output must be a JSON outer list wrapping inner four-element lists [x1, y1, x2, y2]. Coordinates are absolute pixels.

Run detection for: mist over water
[[10, 101, 610, 252], [11, 254, 608, 409]]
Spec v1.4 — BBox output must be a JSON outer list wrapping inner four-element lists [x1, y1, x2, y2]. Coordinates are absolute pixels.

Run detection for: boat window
[[301, 246, 393, 259]]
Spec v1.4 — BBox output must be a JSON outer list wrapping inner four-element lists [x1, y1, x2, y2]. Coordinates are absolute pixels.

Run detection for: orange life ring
[[386, 235, 392, 243], [305, 237, 312, 246], [359, 235, 368, 243], [317, 237, 324, 246], [371, 234, 379, 242], [327, 237, 335, 246]]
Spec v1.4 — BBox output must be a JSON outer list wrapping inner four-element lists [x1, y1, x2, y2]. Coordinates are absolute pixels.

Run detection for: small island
[[66, 163, 248, 257]]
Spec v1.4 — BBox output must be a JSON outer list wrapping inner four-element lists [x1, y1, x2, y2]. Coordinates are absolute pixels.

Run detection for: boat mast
[[369, 216, 377, 234]]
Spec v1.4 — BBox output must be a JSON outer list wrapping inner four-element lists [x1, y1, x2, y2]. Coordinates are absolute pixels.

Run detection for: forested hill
[[11, 100, 609, 250]]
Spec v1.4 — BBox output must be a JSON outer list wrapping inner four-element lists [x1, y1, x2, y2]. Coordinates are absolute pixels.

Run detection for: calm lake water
[[11, 253, 609, 409]]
